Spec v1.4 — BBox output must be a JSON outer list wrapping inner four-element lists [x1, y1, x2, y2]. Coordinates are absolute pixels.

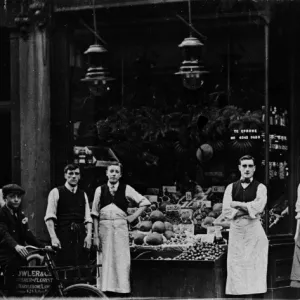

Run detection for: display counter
[[130, 248, 227, 298]]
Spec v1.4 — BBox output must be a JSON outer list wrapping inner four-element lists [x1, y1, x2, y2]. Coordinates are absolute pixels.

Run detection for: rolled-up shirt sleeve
[[295, 184, 300, 219], [245, 183, 267, 219], [221, 184, 239, 220], [44, 188, 59, 222], [84, 193, 93, 224], [91, 187, 101, 219], [125, 185, 151, 207]]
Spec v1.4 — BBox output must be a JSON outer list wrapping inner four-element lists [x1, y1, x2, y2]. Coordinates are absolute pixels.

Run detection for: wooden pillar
[[50, 24, 72, 186], [19, 28, 51, 240]]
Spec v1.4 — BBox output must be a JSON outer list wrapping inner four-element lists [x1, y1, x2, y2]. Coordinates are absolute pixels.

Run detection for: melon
[[138, 221, 153, 232], [150, 210, 165, 222], [202, 216, 215, 227], [213, 203, 223, 214], [133, 232, 146, 245], [152, 221, 166, 233], [145, 232, 163, 245], [164, 230, 175, 240], [164, 221, 174, 232]]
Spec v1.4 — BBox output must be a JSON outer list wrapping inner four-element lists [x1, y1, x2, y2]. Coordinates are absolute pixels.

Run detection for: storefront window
[[68, 9, 293, 237]]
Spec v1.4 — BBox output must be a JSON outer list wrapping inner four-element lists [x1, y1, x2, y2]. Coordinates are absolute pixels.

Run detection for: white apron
[[226, 216, 269, 295], [96, 203, 130, 293]]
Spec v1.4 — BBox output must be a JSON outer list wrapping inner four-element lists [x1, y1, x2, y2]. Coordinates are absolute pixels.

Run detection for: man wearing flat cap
[[0, 184, 44, 296]]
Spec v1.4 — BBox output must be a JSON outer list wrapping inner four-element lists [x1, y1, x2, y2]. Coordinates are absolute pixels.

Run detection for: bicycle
[[0, 245, 107, 298]]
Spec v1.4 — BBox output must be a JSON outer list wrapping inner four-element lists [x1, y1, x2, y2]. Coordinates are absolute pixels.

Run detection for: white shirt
[[44, 183, 93, 224], [295, 184, 300, 219], [91, 182, 151, 218], [222, 179, 267, 220], [0, 189, 4, 208]]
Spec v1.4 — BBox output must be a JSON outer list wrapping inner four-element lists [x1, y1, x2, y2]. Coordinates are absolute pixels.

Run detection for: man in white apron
[[222, 155, 269, 296], [290, 183, 300, 287], [91, 162, 150, 296]]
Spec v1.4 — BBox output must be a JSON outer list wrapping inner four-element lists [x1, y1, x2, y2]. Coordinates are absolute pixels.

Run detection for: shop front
[[1, 0, 300, 298], [50, 0, 300, 298]]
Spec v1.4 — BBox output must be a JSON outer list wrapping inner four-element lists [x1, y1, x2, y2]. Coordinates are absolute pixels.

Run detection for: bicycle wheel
[[63, 283, 108, 298]]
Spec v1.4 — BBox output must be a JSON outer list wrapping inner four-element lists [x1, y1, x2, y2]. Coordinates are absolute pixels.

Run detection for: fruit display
[[165, 211, 181, 225], [152, 221, 166, 233], [145, 232, 164, 245], [130, 183, 227, 252], [163, 232, 192, 245], [150, 242, 226, 261], [150, 210, 165, 222]]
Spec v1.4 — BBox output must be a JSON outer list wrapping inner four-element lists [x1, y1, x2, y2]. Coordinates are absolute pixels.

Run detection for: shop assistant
[[44, 164, 93, 266], [290, 183, 300, 287], [91, 162, 151, 295], [222, 155, 269, 296], [0, 184, 45, 296]]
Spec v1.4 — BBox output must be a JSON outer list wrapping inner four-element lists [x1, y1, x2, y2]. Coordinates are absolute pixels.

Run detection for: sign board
[[179, 223, 194, 235], [202, 200, 212, 208], [162, 186, 177, 193], [201, 234, 215, 244], [185, 192, 192, 201], [166, 204, 181, 212], [212, 186, 225, 193], [16, 267, 53, 296]]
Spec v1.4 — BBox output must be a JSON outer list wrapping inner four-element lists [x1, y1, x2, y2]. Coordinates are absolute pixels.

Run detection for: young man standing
[[92, 162, 151, 296], [222, 155, 269, 297], [0, 184, 44, 296], [44, 164, 93, 267]]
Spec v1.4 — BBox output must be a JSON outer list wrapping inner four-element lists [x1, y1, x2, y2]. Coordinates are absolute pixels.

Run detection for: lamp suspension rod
[[188, 0, 192, 36], [92, 0, 98, 44], [176, 14, 207, 40]]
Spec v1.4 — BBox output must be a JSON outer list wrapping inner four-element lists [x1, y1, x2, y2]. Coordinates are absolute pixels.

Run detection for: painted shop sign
[[15, 267, 53, 296]]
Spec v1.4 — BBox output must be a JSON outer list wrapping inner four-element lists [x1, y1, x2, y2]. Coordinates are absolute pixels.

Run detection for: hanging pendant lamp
[[81, 0, 114, 86], [175, 0, 208, 90]]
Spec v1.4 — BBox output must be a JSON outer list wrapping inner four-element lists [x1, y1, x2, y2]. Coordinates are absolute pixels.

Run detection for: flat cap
[[2, 184, 25, 198]]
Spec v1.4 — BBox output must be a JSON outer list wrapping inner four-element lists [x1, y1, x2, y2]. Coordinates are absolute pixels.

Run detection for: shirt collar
[[107, 181, 119, 190], [65, 182, 78, 193], [6, 204, 15, 215]]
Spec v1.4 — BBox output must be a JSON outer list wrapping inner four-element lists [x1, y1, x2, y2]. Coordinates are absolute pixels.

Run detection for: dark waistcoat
[[232, 179, 260, 203], [56, 186, 85, 227], [100, 183, 128, 213]]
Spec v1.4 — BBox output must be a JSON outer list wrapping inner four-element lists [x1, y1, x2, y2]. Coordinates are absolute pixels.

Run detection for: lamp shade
[[175, 36, 208, 90], [81, 44, 114, 85], [179, 36, 204, 62]]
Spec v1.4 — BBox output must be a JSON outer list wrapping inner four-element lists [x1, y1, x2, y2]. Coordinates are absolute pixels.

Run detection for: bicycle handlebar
[[25, 245, 57, 254]]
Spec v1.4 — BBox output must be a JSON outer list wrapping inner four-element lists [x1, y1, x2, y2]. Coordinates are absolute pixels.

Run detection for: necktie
[[110, 185, 116, 196], [241, 178, 251, 184]]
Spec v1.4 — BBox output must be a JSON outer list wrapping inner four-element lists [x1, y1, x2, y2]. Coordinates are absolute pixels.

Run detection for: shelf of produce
[[131, 251, 227, 298]]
